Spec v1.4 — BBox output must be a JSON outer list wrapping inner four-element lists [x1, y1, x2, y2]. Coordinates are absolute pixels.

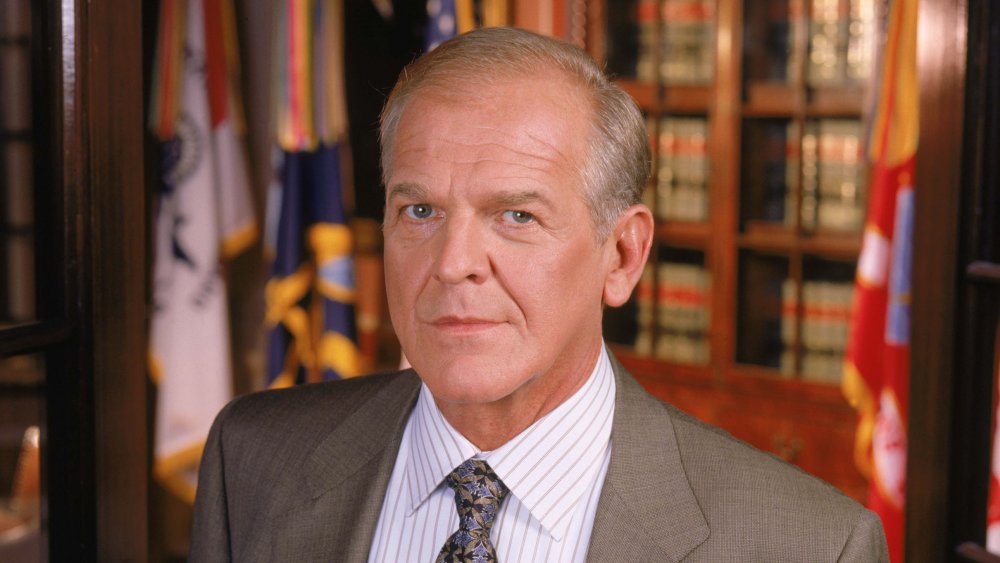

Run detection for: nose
[[433, 215, 490, 284]]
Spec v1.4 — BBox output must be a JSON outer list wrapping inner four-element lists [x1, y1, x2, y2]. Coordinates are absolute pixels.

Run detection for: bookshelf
[[590, 0, 876, 500]]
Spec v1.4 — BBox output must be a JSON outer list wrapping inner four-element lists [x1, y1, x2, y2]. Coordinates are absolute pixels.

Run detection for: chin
[[413, 357, 534, 406]]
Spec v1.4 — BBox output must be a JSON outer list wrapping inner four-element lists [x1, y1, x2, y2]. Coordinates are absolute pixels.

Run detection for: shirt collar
[[403, 344, 616, 541]]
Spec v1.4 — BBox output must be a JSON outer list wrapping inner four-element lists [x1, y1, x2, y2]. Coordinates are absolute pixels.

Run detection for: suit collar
[[273, 371, 422, 563], [269, 356, 710, 562], [587, 354, 710, 562], [304, 371, 422, 498]]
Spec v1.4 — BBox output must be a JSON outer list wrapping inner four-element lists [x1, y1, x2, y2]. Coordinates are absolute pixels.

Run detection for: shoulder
[[666, 403, 858, 508], [607, 352, 885, 559], [219, 370, 416, 426], [664, 404, 887, 560], [209, 370, 419, 466]]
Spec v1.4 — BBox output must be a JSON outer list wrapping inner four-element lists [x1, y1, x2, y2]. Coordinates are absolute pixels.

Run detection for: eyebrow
[[386, 182, 428, 203], [487, 189, 555, 211], [387, 183, 555, 207]]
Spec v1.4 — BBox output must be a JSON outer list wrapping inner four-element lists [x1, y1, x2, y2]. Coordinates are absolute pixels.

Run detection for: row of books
[[652, 116, 864, 231], [780, 278, 853, 382], [748, 118, 866, 232], [805, 0, 874, 87], [625, 259, 856, 380], [751, 0, 874, 86], [626, 0, 874, 87], [798, 119, 866, 232], [653, 116, 710, 222], [634, 262, 712, 364], [636, 0, 715, 85]]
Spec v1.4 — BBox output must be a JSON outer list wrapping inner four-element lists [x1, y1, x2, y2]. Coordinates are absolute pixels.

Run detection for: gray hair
[[379, 27, 650, 241]]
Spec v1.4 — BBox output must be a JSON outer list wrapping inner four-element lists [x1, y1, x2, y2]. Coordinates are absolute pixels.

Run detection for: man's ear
[[603, 205, 654, 307]]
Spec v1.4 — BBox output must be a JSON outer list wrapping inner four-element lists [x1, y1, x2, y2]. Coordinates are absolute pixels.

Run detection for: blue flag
[[265, 143, 359, 387]]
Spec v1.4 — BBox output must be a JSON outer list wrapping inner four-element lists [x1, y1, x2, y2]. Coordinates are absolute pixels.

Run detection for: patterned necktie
[[436, 458, 510, 563]]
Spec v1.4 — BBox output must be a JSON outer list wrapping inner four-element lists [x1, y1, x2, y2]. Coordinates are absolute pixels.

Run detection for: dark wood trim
[[84, 0, 147, 558], [35, 0, 147, 559], [0, 321, 74, 357], [946, 0, 1000, 557], [967, 261, 1000, 285], [908, 0, 969, 560]]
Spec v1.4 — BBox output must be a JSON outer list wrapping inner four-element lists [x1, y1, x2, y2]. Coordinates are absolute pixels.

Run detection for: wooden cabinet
[[588, 0, 876, 500]]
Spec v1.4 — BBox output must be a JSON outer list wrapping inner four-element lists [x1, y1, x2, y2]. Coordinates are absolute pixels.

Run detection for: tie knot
[[445, 458, 509, 532]]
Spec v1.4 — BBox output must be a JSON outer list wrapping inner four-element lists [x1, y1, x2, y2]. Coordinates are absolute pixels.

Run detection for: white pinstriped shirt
[[368, 345, 616, 562]]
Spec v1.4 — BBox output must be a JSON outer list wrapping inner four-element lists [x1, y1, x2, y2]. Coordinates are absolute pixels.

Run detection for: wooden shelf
[[612, 342, 851, 404], [615, 349, 866, 503], [616, 80, 712, 114], [744, 82, 865, 117], [739, 223, 861, 259], [800, 231, 863, 259], [655, 221, 711, 248], [744, 82, 803, 116], [807, 85, 866, 116], [593, 0, 872, 502], [615, 79, 658, 112], [663, 85, 712, 113]]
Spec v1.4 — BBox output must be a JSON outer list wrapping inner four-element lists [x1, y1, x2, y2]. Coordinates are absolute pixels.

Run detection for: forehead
[[392, 73, 593, 167]]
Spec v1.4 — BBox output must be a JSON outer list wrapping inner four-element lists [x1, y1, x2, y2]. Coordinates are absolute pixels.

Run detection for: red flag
[[842, 0, 917, 560], [988, 341, 1000, 551]]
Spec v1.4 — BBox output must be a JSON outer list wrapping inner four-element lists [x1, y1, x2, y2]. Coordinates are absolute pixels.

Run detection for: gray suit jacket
[[190, 357, 888, 562]]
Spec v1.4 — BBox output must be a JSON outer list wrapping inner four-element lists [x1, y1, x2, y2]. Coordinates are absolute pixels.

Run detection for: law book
[[800, 122, 819, 229], [657, 116, 709, 222], [779, 278, 798, 376], [644, 115, 658, 210], [807, 0, 874, 87], [806, 0, 846, 86], [655, 261, 710, 364], [845, 0, 875, 83], [816, 119, 865, 232], [800, 279, 853, 382], [784, 120, 801, 227], [785, 0, 804, 81], [637, 0, 659, 82], [634, 263, 656, 356], [756, 120, 792, 224], [660, 0, 715, 85]]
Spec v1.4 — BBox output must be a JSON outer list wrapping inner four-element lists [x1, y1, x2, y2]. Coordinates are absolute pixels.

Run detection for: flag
[[265, 0, 362, 387], [988, 352, 1000, 552], [842, 0, 918, 560], [148, 0, 257, 503], [425, 0, 477, 51]]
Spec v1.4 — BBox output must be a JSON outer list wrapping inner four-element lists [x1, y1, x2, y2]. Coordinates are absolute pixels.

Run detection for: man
[[190, 27, 888, 562]]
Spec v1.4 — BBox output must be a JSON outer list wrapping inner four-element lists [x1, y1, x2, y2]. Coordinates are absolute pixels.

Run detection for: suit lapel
[[587, 357, 709, 562], [273, 372, 421, 563]]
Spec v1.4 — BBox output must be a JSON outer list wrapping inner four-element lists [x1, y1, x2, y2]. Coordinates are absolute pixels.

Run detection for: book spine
[[637, 0, 659, 82], [635, 263, 656, 355], [780, 278, 798, 376], [655, 261, 710, 364], [800, 279, 854, 382], [816, 119, 865, 232], [656, 116, 676, 221], [660, 0, 715, 85], [784, 120, 801, 227], [801, 121, 819, 229], [806, 0, 845, 86]]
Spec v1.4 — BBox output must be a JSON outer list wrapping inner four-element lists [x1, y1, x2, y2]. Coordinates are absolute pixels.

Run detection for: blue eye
[[403, 204, 434, 220], [502, 210, 535, 224]]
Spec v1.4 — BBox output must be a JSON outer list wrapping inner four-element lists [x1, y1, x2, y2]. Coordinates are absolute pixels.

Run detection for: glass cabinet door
[[0, 2, 45, 560]]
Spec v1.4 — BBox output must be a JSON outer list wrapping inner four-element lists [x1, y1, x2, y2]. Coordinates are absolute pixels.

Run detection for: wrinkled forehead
[[393, 76, 593, 174], [397, 70, 594, 149]]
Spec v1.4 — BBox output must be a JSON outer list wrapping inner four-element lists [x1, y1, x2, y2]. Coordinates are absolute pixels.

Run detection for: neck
[[434, 347, 602, 451]]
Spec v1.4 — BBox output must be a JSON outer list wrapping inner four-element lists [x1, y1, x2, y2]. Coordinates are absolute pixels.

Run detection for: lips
[[427, 315, 504, 333]]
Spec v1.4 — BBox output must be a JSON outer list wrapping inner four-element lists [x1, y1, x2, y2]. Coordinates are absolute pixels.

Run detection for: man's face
[[383, 74, 618, 417]]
